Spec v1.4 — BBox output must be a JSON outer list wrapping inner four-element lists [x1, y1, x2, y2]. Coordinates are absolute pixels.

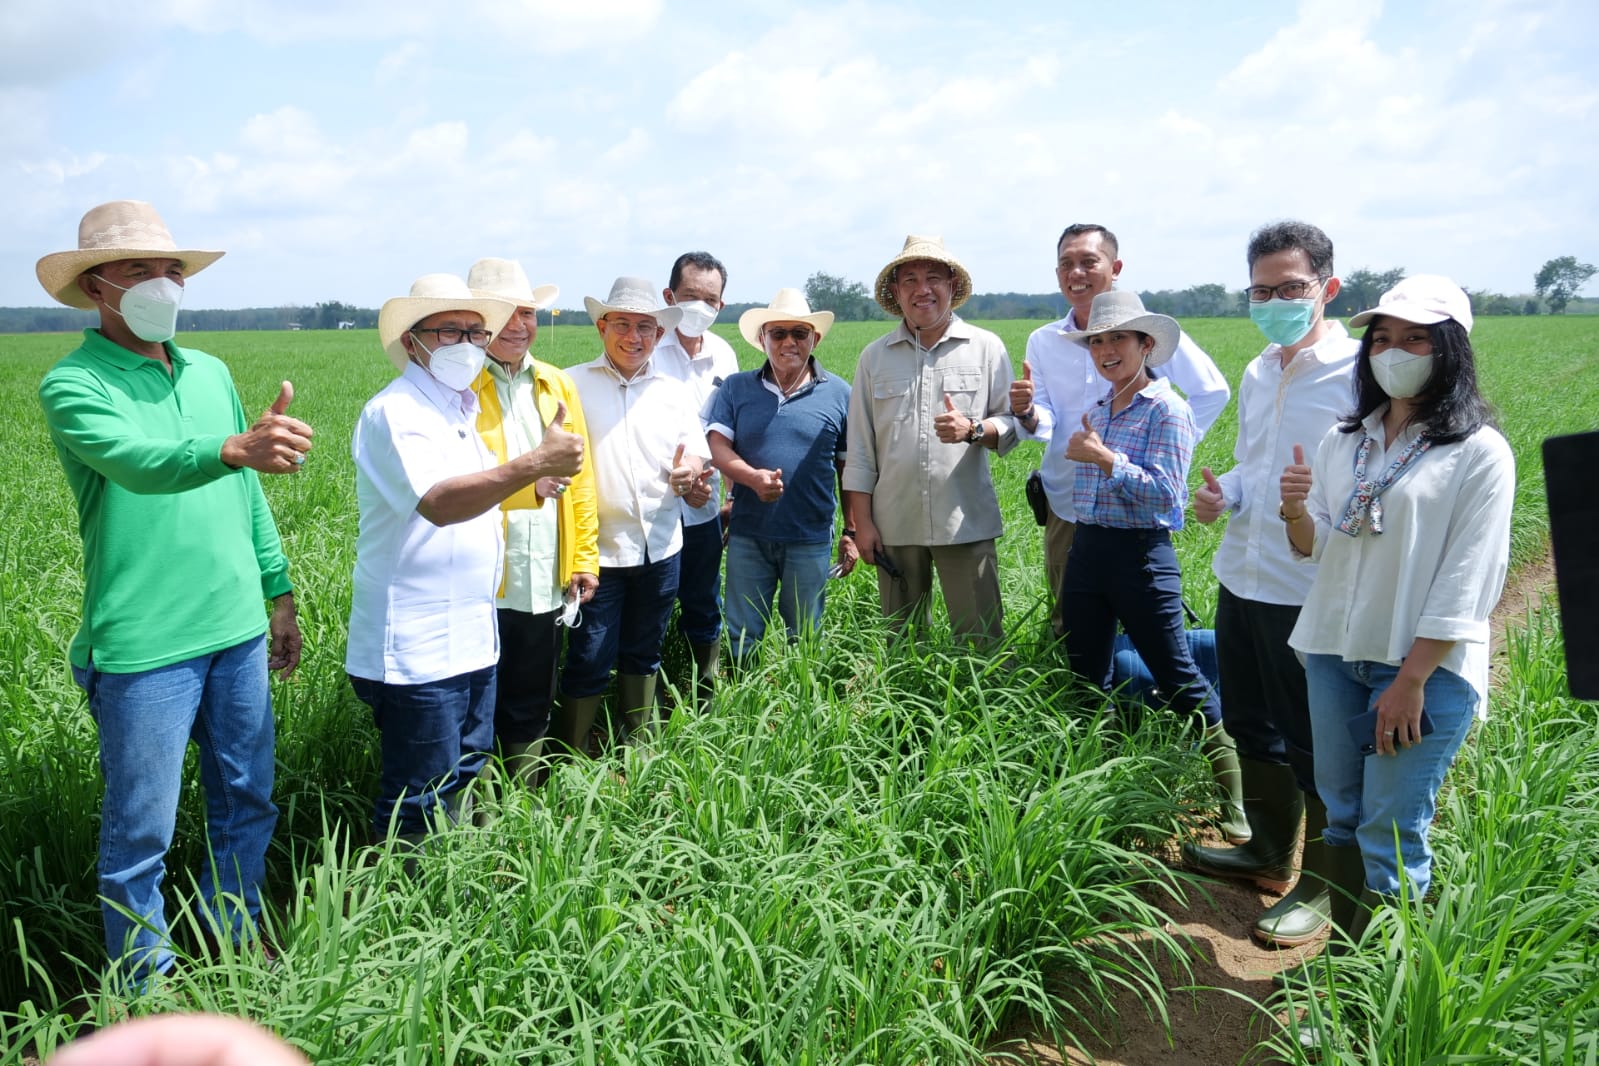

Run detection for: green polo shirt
[[38, 329, 292, 673]]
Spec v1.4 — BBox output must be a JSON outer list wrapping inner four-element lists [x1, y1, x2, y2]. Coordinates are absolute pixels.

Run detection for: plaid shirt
[[1071, 378, 1196, 530]]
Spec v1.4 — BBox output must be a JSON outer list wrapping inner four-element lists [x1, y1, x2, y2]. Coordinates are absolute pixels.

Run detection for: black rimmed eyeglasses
[[412, 327, 492, 346], [1246, 277, 1328, 303]]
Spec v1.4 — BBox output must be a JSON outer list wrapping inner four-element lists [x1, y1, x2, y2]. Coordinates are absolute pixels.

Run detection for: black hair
[[1341, 318, 1495, 445], [668, 252, 727, 294], [1246, 220, 1334, 277], [1056, 224, 1119, 259]]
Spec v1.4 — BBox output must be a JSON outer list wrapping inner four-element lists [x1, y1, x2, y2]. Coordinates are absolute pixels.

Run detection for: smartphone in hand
[[1347, 707, 1436, 756]]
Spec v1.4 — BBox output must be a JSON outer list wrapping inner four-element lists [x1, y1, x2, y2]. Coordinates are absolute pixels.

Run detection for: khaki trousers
[[1044, 510, 1077, 638], [876, 540, 1003, 645]]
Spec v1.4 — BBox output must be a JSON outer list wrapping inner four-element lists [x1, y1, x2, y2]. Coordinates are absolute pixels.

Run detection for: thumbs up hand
[[668, 440, 703, 498], [1192, 466, 1226, 524], [223, 379, 314, 475], [1279, 443, 1312, 515], [1009, 362, 1036, 417], [1065, 412, 1113, 471], [526, 400, 584, 478], [935, 393, 982, 444]]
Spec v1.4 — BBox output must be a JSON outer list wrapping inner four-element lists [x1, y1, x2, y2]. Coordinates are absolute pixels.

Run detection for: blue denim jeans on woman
[[350, 665, 497, 840], [72, 635, 278, 982], [722, 535, 832, 659], [1305, 653, 1477, 897]]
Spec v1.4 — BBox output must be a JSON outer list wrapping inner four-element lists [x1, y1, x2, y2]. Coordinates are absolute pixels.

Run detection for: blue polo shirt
[[704, 361, 850, 544]]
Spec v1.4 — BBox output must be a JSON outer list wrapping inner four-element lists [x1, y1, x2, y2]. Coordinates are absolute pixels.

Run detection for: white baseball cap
[[1348, 274, 1473, 334]]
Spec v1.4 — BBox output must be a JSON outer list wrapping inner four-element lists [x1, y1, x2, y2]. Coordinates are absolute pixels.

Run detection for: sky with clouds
[[4, 0, 1595, 311]]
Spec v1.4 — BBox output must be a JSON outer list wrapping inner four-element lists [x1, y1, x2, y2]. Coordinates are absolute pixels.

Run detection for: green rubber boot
[[619, 672, 659, 744], [1273, 844, 1369, 989], [689, 640, 720, 713], [1254, 793, 1333, 946], [548, 691, 604, 759], [1199, 724, 1252, 845], [1182, 757, 1302, 892], [502, 739, 545, 789]]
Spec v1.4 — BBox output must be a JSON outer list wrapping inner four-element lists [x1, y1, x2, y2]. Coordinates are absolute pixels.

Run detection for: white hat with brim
[[874, 234, 973, 318], [582, 276, 683, 333], [467, 257, 559, 311], [378, 274, 516, 372], [1347, 274, 1473, 333], [1059, 290, 1182, 368], [738, 288, 835, 350], [36, 200, 225, 309]]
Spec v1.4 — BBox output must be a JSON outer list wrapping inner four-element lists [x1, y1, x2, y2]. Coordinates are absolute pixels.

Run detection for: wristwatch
[[966, 417, 985, 444]]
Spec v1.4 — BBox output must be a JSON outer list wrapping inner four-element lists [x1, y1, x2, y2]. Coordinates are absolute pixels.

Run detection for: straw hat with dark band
[[873, 234, 972, 317], [36, 201, 224, 309]]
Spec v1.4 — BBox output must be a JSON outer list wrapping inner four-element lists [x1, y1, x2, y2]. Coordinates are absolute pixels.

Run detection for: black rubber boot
[[1182, 757, 1301, 891], [1254, 793, 1333, 946]]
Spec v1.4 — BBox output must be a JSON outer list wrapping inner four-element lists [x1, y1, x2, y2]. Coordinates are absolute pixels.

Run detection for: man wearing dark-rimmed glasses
[[348, 274, 585, 853]]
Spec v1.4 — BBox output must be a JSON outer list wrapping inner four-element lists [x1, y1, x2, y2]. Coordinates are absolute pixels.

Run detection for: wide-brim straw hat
[[467, 257, 559, 311], [1347, 274, 1474, 334], [873, 234, 973, 317], [36, 200, 225, 309], [582, 276, 683, 333], [738, 288, 835, 349], [1060, 290, 1181, 368], [378, 274, 516, 371]]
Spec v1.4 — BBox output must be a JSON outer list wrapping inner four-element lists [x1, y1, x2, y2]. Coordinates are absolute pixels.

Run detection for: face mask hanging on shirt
[[1369, 348, 1434, 399], [1249, 298, 1317, 348], [673, 300, 719, 338], [97, 276, 184, 343], [418, 339, 488, 391]]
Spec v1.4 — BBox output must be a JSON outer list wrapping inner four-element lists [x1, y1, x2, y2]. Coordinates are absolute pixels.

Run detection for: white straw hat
[[1059, 290, 1181, 368], [738, 288, 835, 349], [467, 257, 559, 311], [36, 201, 224, 309], [873, 235, 973, 317], [377, 274, 516, 371], [582, 276, 683, 332]]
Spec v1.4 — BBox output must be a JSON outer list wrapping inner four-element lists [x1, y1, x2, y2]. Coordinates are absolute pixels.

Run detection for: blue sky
[[4, 0, 1595, 310]]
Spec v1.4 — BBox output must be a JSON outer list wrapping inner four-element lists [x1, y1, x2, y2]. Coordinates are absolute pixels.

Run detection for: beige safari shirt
[[842, 317, 1017, 545]]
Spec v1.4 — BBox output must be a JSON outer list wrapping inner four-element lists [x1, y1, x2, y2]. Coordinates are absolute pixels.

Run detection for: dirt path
[[992, 553, 1558, 1066]]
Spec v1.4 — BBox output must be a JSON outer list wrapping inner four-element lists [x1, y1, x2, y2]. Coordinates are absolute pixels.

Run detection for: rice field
[[1, 315, 1595, 1063]]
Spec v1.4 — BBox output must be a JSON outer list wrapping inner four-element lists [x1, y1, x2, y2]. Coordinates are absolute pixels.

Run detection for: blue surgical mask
[[1249, 297, 1317, 348]]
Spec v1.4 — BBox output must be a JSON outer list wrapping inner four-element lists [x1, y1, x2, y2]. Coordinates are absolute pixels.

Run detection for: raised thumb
[[673, 442, 686, 467], [1293, 443, 1306, 466], [943, 393, 957, 412], [1022, 363, 1033, 381], [1202, 467, 1221, 493], [270, 380, 293, 415]]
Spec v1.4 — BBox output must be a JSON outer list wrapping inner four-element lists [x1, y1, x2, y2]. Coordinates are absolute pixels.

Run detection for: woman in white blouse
[[1277, 275, 1514, 955]]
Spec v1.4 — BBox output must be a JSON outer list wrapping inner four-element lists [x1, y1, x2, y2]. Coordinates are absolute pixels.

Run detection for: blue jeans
[[1304, 654, 1477, 897], [723, 535, 832, 658], [1061, 525, 1221, 726], [72, 635, 277, 981], [561, 554, 682, 697], [350, 665, 497, 839], [675, 518, 724, 645], [1111, 629, 1219, 709]]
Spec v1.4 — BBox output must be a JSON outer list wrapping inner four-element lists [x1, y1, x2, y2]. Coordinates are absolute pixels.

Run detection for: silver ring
[[555, 484, 567, 495], [292, 453, 306, 466]]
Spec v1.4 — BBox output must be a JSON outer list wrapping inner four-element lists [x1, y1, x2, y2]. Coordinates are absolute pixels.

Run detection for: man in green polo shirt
[[34, 200, 311, 988]]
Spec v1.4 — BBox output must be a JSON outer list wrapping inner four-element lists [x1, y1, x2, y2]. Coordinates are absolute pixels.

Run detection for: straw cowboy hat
[[467, 257, 559, 311], [738, 288, 835, 349], [1060, 290, 1182, 368], [378, 274, 516, 371], [36, 200, 225, 309], [582, 276, 683, 333], [873, 234, 973, 317]]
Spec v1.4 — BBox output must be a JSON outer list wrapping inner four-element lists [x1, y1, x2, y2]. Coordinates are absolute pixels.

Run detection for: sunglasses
[[764, 326, 815, 343]]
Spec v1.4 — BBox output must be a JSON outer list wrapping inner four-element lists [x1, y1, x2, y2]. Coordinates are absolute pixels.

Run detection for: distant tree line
[[3, 260, 1591, 334]]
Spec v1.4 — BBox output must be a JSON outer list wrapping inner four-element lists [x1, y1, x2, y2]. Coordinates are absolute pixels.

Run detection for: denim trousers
[[1215, 586, 1318, 793], [72, 635, 277, 981], [560, 553, 682, 697], [350, 665, 497, 839], [1110, 629, 1220, 709], [675, 517, 724, 645], [722, 535, 832, 659], [1061, 524, 1221, 726], [1304, 653, 1477, 897]]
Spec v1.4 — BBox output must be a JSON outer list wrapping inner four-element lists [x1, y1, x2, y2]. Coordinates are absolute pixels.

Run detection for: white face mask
[[98, 275, 184, 343], [417, 338, 487, 391], [673, 299, 719, 338], [556, 591, 582, 628], [1370, 347, 1434, 399]]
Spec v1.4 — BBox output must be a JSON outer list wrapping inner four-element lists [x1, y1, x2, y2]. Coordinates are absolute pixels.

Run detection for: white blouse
[[1288, 407, 1515, 713]]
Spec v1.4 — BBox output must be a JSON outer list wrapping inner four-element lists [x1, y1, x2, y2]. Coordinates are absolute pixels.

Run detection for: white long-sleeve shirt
[[1288, 411, 1515, 713], [1211, 325, 1359, 605], [1021, 307, 1230, 523]]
